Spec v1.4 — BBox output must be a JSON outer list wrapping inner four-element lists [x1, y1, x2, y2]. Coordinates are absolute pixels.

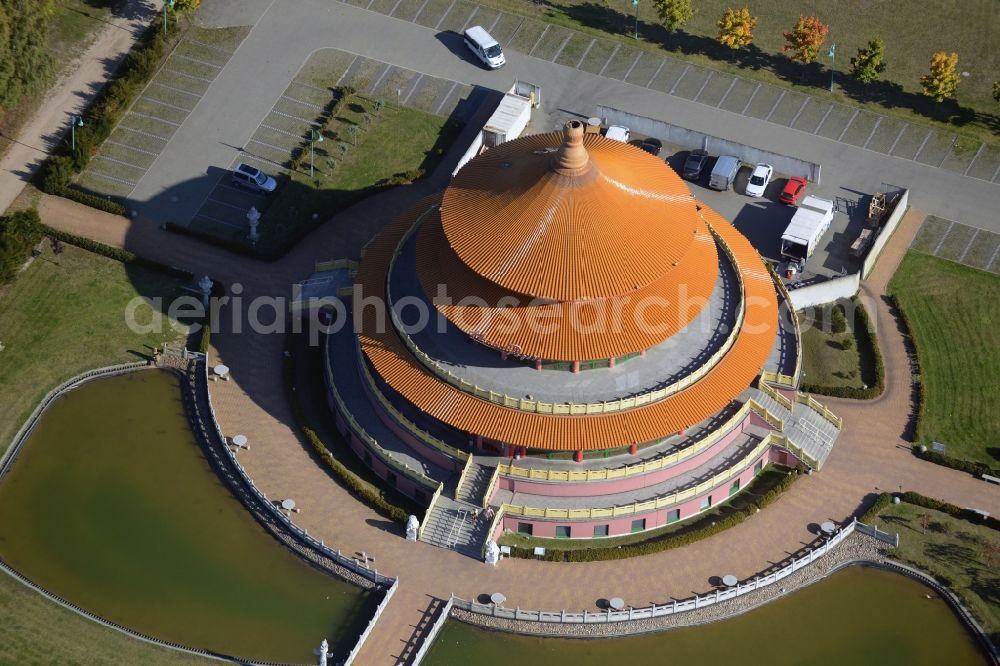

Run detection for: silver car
[[232, 162, 277, 193]]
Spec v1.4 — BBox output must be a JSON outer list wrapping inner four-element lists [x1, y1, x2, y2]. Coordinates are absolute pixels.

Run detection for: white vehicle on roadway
[[745, 163, 773, 197], [463, 26, 505, 69]]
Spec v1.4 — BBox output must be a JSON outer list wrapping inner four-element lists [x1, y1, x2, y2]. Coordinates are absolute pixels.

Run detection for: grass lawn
[[0, 243, 190, 455], [259, 95, 462, 252], [872, 500, 1000, 647], [798, 299, 878, 391], [481, 0, 1000, 145], [498, 465, 792, 552], [887, 251, 1000, 466]]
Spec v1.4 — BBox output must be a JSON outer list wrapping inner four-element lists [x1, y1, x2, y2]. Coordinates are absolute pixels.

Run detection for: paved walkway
[[0, 0, 163, 214], [35, 187, 999, 664]]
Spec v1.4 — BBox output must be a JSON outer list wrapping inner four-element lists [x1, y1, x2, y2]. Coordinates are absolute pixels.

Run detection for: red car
[[779, 176, 807, 204]]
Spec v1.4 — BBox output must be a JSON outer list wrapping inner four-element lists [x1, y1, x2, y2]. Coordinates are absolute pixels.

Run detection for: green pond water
[[0, 370, 374, 664], [427, 566, 987, 665]]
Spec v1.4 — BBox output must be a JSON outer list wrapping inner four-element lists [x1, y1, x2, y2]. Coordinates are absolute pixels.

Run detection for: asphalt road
[[131, 0, 1000, 233]]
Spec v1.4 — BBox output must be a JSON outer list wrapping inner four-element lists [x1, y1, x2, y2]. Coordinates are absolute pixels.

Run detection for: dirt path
[[0, 0, 163, 214]]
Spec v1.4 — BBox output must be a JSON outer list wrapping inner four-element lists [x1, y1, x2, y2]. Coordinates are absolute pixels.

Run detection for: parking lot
[[341, 0, 1000, 186], [78, 25, 250, 199], [910, 216, 1000, 274]]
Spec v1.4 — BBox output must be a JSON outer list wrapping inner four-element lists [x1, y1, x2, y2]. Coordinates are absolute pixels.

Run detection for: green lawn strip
[[868, 497, 1000, 646], [0, 570, 209, 666], [962, 231, 1000, 272], [887, 251, 1000, 465], [498, 465, 801, 559], [935, 223, 977, 263], [799, 316, 864, 390], [0, 244, 189, 455]]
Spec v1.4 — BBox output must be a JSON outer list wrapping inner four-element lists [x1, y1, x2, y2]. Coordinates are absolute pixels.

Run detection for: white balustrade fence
[[411, 597, 455, 665], [343, 578, 399, 666]]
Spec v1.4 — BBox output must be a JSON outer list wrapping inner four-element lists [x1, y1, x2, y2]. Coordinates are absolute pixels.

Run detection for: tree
[[0, 1, 55, 112], [920, 51, 960, 102], [173, 0, 201, 12], [782, 15, 828, 64], [850, 37, 887, 84], [0, 209, 44, 285], [717, 7, 756, 49], [652, 0, 695, 32]]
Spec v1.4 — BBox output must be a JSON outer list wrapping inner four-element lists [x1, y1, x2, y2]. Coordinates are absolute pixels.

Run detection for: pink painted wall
[[497, 414, 754, 498], [497, 448, 783, 540]]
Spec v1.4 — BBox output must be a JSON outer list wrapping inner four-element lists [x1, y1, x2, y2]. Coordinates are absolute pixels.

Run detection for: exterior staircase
[[420, 457, 498, 558], [748, 387, 840, 469], [456, 458, 495, 506]]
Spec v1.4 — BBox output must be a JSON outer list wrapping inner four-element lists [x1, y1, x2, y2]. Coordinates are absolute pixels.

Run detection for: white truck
[[780, 195, 835, 262]]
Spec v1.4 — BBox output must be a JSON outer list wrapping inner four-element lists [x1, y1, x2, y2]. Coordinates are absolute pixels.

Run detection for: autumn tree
[[717, 7, 756, 49], [782, 15, 828, 64], [849, 36, 887, 84], [653, 0, 695, 32], [920, 51, 960, 102], [0, 1, 55, 112]]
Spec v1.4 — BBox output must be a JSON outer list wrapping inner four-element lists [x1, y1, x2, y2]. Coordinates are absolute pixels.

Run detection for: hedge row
[[801, 297, 885, 400], [867, 491, 1000, 532], [503, 465, 804, 563], [887, 293, 927, 441], [911, 446, 1000, 480], [41, 225, 191, 279], [282, 356, 409, 524], [288, 86, 356, 174], [0, 209, 44, 285]]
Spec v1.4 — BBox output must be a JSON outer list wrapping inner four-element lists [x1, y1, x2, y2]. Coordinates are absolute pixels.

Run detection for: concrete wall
[[787, 272, 860, 310], [597, 106, 822, 183], [862, 189, 910, 280]]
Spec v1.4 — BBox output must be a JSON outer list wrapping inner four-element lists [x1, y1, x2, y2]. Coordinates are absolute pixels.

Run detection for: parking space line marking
[[216, 182, 268, 199], [987, 242, 1000, 272], [238, 151, 290, 172], [83, 170, 137, 187], [507, 18, 526, 45], [958, 228, 980, 263], [414, 0, 431, 21], [644, 59, 664, 88], [788, 96, 809, 126], [963, 143, 985, 176], [461, 6, 479, 32], [388, 0, 404, 16], [289, 79, 332, 96], [862, 117, 882, 148], [740, 83, 760, 115], [552, 33, 573, 64], [270, 108, 321, 127], [281, 94, 326, 112], [366, 0, 377, 10], [716, 77, 738, 108], [93, 153, 147, 172], [192, 212, 244, 231], [370, 63, 393, 93], [931, 220, 955, 256], [912, 129, 933, 161], [105, 140, 159, 158], [620, 52, 640, 80], [598, 44, 620, 77], [248, 137, 294, 155], [142, 95, 194, 114], [150, 80, 201, 99], [991, 161, 1000, 183], [936, 136, 956, 168], [185, 38, 235, 56], [434, 0, 456, 29], [764, 90, 785, 121], [813, 104, 834, 134], [172, 53, 222, 70], [128, 110, 181, 127], [692, 70, 713, 102], [576, 39, 597, 69], [668, 63, 688, 93], [887, 124, 907, 154], [116, 125, 169, 143], [488, 12, 502, 32], [261, 123, 307, 140], [206, 196, 257, 214], [528, 25, 550, 57], [164, 68, 213, 84], [435, 81, 459, 115], [403, 74, 424, 104], [837, 109, 859, 142], [335, 55, 360, 87]]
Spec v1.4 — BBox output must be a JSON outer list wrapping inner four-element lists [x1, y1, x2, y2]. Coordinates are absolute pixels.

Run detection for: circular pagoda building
[[320, 120, 840, 551]]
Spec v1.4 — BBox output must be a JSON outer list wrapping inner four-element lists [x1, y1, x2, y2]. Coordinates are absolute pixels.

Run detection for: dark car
[[779, 176, 807, 205], [682, 149, 709, 181]]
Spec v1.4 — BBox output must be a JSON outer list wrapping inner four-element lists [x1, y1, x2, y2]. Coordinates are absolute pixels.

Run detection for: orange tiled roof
[[356, 197, 778, 451], [415, 205, 719, 361], [441, 128, 702, 302]]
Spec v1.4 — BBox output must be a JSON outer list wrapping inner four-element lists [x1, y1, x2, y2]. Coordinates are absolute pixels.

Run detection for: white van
[[708, 155, 741, 191], [464, 26, 505, 69], [604, 125, 631, 142]]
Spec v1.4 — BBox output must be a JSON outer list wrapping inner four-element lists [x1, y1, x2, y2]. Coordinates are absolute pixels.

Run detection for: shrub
[[41, 156, 74, 194], [860, 492, 892, 523], [56, 188, 127, 216], [841, 337, 854, 351], [41, 225, 192, 279], [0, 209, 44, 285], [911, 445, 1000, 479], [831, 303, 847, 334], [801, 298, 884, 399], [888, 293, 926, 440]]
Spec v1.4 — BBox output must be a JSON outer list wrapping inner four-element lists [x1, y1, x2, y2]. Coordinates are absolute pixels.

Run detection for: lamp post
[[70, 115, 84, 153], [310, 129, 324, 179], [632, 0, 640, 40], [163, 0, 175, 38], [827, 42, 837, 91]]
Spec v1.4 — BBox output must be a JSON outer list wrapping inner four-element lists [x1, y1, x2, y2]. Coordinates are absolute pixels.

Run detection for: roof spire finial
[[551, 120, 591, 176]]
